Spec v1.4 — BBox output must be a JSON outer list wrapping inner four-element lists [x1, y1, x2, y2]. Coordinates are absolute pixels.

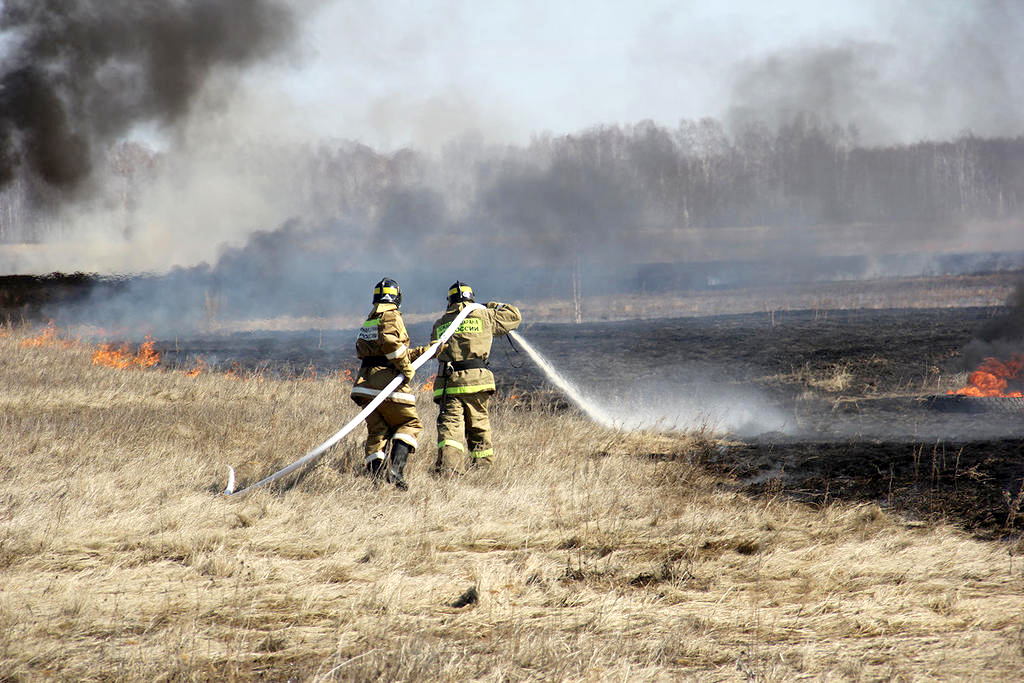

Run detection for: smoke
[[726, 1, 1024, 144], [3, 0, 1024, 327], [961, 279, 1024, 368], [0, 0, 295, 194], [476, 154, 643, 264], [726, 42, 898, 143]]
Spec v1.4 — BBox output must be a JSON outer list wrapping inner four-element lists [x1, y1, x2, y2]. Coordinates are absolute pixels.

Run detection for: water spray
[[223, 303, 486, 497], [508, 330, 614, 427], [509, 331, 789, 435]]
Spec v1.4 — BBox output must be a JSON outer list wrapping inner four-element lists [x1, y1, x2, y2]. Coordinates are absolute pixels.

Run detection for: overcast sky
[[218, 0, 1024, 151]]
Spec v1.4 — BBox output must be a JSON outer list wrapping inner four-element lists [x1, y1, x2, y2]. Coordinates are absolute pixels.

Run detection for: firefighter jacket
[[431, 301, 522, 401], [351, 303, 428, 406]]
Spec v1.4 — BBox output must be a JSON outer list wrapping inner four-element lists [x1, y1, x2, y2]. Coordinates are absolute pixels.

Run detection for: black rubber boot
[[388, 441, 411, 491]]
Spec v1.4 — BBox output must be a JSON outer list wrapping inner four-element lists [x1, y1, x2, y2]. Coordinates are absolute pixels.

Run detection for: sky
[[227, 0, 1022, 151]]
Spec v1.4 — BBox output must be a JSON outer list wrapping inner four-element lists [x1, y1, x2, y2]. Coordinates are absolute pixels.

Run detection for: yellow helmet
[[373, 278, 401, 307], [447, 281, 474, 305]]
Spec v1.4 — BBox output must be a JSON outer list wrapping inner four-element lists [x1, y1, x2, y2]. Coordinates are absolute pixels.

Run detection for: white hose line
[[508, 330, 614, 428], [223, 303, 485, 496]]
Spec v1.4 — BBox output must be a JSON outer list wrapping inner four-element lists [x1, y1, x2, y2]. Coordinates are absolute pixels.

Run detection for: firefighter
[[351, 277, 430, 490], [431, 281, 522, 475]]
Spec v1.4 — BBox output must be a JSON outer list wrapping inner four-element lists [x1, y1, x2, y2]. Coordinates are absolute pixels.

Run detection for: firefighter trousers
[[435, 392, 493, 473], [355, 398, 422, 463]]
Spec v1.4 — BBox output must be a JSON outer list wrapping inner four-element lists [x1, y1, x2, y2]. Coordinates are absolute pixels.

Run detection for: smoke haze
[[1, 0, 1023, 333], [0, 0, 295, 194], [727, 1, 1024, 144]]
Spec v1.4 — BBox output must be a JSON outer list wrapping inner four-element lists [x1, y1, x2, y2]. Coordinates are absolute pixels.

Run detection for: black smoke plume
[[0, 0, 295, 193], [960, 279, 1024, 369]]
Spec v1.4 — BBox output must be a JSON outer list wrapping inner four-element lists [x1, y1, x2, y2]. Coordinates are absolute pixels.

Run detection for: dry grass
[[2, 326, 1024, 681], [763, 362, 856, 395]]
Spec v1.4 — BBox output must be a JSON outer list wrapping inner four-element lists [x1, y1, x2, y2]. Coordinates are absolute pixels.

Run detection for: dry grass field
[[2, 324, 1024, 681]]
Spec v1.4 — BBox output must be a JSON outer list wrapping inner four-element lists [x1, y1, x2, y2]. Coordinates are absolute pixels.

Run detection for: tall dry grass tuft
[[2, 326, 1023, 680]]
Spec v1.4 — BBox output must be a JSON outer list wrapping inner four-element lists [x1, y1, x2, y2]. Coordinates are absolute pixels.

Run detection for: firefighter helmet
[[372, 278, 402, 307], [447, 280, 474, 305]]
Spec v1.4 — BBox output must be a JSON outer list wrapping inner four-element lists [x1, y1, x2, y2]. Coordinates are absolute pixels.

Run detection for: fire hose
[[507, 330, 613, 427], [223, 302, 486, 497]]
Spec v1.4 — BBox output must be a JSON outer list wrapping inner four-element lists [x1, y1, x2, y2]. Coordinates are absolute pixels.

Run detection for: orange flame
[[92, 336, 160, 370], [222, 362, 265, 383], [136, 338, 159, 368], [20, 321, 78, 349], [337, 367, 354, 383], [948, 353, 1024, 397], [420, 376, 435, 393], [20, 320, 57, 347], [186, 358, 208, 377]]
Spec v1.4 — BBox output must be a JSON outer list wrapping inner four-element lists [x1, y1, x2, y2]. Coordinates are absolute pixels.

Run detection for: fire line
[[948, 353, 1024, 398]]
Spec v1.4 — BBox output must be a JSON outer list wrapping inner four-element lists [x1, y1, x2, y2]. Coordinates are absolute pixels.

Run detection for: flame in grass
[[20, 320, 76, 349], [949, 353, 1024, 398], [20, 321, 78, 348], [219, 361, 264, 382], [20, 320, 58, 348], [186, 358, 208, 377], [19, 321, 161, 371], [16, 324, 449, 390], [92, 336, 160, 370]]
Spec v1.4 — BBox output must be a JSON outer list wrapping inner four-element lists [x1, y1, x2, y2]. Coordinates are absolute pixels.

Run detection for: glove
[[408, 345, 431, 362]]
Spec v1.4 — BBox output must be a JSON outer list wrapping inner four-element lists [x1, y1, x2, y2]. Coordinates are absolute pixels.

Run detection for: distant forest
[[2, 114, 1023, 246]]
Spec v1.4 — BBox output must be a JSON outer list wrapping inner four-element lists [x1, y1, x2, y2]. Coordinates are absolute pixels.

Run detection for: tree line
[[2, 114, 1022, 248]]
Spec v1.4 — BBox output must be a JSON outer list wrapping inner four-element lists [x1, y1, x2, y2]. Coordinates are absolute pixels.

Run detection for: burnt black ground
[[150, 305, 1024, 537], [715, 437, 1024, 537]]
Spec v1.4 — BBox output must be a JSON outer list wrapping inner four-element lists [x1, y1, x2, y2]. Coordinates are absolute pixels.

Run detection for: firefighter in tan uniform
[[431, 281, 522, 474], [351, 278, 431, 490]]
